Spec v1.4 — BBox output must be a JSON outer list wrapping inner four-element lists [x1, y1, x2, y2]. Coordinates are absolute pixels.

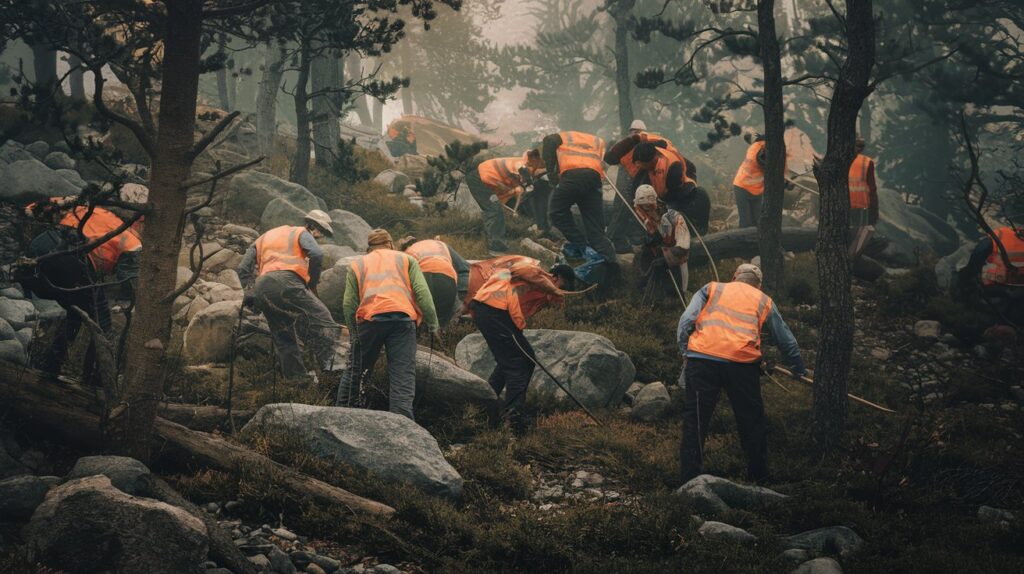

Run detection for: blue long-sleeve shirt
[[237, 228, 324, 289], [676, 283, 806, 375]]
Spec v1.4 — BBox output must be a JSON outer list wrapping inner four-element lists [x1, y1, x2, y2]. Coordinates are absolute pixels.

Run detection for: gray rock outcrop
[[677, 474, 788, 516]]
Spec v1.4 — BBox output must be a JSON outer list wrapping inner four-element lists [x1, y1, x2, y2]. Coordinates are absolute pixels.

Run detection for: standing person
[[470, 260, 574, 435], [336, 229, 439, 420], [633, 185, 690, 296], [237, 210, 344, 379], [848, 137, 880, 259], [541, 130, 618, 277], [398, 236, 470, 325], [676, 263, 806, 483], [466, 149, 547, 255], [732, 134, 769, 229]]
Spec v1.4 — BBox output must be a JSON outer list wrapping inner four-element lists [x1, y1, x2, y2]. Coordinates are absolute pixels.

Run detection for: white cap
[[304, 209, 333, 237], [733, 263, 763, 284], [634, 184, 658, 206], [629, 119, 647, 131]]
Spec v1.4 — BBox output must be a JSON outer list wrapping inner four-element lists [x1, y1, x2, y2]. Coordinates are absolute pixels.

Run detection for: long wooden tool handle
[[772, 366, 896, 414]]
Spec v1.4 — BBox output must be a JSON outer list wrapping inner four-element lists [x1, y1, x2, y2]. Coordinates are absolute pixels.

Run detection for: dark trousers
[[466, 170, 508, 252], [680, 357, 768, 483], [549, 168, 617, 263], [521, 178, 553, 232], [335, 319, 418, 419], [607, 169, 644, 249], [423, 272, 457, 326], [471, 301, 535, 435], [254, 271, 341, 378]]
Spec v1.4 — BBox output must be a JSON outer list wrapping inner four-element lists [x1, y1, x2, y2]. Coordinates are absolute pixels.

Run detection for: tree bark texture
[[119, 0, 205, 463], [290, 41, 313, 186], [373, 96, 384, 133], [687, 226, 817, 266], [311, 49, 341, 165], [756, 0, 787, 296], [216, 34, 231, 111], [68, 54, 85, 101], [811, 0, 875, 453], [256, 43, 286, 157], [399, 41, 414, 116], [346, 52, 373, 127], [0, 360, 395, 518], [610, 0, 636, 134]]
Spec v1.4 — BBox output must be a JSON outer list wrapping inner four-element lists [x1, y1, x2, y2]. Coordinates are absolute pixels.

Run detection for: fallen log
[[0, 360, 395, 518], [687, 226, 818, 266], [158, 402, 253, 433]]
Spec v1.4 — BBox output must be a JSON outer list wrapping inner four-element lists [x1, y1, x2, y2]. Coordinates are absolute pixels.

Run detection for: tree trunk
[[610, 0, 636, 134], [756, 0, 787, 295], [372, 96, 384, 133], [346, 52, 373, 127], [68, 54, 85, 101], [290, 41, 313, 186], [31, 43, 58, 107], [215, 34, 231, 111], [311, 48, 341, 166], [256, 43, 286, 157], [118, 0, 205, 463], [811, 0, 875, 453], [687, 226, 818, 266], [858, 98, 871, 143], [399, 41, 414, 116]]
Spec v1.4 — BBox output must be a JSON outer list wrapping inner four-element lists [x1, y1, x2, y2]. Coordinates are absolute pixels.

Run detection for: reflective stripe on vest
[[352, 249, 422, 323], [732, 141, 766, 196], [557, 131, 605, 176], [478, 157, 525, 201], [256, 226, 310, 284], [60, 205, 141, 274], [849, 154, 872, 209], [466, 255, 540, 302], [687, 281, 774, 363], [981, 226, 1024, 287], [407, 239, 456, 281]]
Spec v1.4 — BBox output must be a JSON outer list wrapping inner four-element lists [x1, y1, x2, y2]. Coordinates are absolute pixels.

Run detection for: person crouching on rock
[[237, 209, 345, 380], [336, 229, 439, 420], [470, 260, 575, 435]]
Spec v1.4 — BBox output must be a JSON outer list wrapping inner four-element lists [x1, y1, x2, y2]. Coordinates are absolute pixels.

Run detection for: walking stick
[[504, 325, 604, 426], [225, 302, 247, 434], [603, 173, 719, 283], [772, 366, 896, 413]]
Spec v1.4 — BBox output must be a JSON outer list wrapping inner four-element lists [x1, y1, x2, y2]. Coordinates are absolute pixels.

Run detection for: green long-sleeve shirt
[[342, 253, 440, 332]]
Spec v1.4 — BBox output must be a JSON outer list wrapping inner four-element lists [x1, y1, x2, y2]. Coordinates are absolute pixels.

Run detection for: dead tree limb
[[0, 360, 396, 518]]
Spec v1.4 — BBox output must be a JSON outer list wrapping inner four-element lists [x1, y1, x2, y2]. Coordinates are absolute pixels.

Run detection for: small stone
[[0, 475, 52, 518], [791, 557, 844, 574], [290, 550, 313, 568], [205, 502, 220, 513], [239, 543, 274, 556], [225, 500, 243, 512], [870, 348, 891, 361], [269, 545, 297, 574], [249, 554, 271, 569], [373, 565, 401, 574], [306, 565, 327, 574], [309, 554, 341, 572], [978, 505, 1015, 525], [697, 521, 757, 544], [26, 141, 50, 158], [913, 320, 941, 339], [207, 569, 233, 574], [0, 286, 23, 299], [782, 548, 810, 562], [273, 527, 298, 541], [784, 526, 863, 557]]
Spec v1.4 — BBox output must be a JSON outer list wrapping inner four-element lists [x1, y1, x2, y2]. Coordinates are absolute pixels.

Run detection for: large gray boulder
[[677, 474, 788, 516], [414, 348, 496, 409], [0, 339, 27, 364], [875, 189, 959, 265], [450, 182, 483, 218], [225, 171, 321, 224], [783, 526, 863, 558], [43, 151, 76, 170], [318, 257, 358, 318], [260, 197, 308, 232], [0, 475, 52, 518], [25, 476, 209, 574], [0, 159, 82, 202], [455, 330, 636, 409], [631, 382, 671, 422], [0, 317, 15, 341], [373, 169, 411, 194], [0, 296, 37, 328], [0, 140, 34, 163], [326, 209, 372, 251], [321, 244, 359, 269], [182, 300, 242, 364], [240, 404, 463, 499], [64, 455, 154, 496]]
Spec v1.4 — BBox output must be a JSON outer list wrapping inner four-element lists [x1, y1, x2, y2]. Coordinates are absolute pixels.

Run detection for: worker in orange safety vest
[[398, 236, 470, 325]]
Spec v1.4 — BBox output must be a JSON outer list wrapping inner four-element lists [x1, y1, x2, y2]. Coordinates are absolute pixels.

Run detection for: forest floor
[[3, 146, 1023, 573]]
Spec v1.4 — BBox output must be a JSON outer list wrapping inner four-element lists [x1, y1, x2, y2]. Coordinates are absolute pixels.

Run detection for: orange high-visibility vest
[[255, 225, 311, 284], [352, 249, 422, 324], [981, 227, 1024, 287], [688, 281, 774, 363], [406, 239, 456, 281], [646, 148, 695, 199], [733, 141, 767, 196], [848, 154, 873, 209], [59, 204, 142, 275], [466, 255, 540, 303], [557, 131, 605, 176], [477, 157, 526, 202], [620, 132, 683, 177], [472, 263, 558, 330]]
